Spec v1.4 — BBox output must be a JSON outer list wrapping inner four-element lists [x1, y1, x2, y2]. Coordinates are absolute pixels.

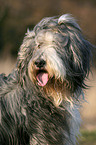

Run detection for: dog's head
[[18, 14, 92, 106]]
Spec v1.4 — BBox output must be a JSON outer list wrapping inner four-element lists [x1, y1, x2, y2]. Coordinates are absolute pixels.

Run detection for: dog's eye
[[38, 44, 41, 48], [38, 43, 43, 49]]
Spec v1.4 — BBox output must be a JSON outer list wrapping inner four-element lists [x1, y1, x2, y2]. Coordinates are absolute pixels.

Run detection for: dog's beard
[[28, 47, 69, 107]]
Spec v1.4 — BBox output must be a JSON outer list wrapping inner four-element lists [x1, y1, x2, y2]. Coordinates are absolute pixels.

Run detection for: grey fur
[[0, 14, 93, 145]]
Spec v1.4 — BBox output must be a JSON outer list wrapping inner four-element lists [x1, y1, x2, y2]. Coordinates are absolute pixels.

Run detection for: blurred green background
[[0, 0, 96, 144]]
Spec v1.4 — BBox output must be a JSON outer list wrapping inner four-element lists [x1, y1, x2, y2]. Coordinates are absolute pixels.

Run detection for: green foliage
[[79, 130, 96, 145]]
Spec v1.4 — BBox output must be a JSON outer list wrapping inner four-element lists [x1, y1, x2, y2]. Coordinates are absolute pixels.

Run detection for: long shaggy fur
[[0, 14, 93, 145]]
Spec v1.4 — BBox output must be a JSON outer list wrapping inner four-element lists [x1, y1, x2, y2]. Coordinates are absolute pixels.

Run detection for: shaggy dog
[[0, 14, 92, 145]]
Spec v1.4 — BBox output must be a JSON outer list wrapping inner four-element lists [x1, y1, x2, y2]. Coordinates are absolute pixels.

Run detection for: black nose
[[35, 59, 46, 68]]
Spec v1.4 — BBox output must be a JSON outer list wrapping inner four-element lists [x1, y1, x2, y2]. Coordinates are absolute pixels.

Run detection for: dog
[[0, 14, 92, 145]]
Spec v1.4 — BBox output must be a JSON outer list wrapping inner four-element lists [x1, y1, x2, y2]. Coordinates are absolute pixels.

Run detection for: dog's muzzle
[[34, 59, 49, 87]]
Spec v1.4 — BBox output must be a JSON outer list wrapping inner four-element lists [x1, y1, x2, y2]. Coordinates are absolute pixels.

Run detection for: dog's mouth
[[36, 69, 49, 87]]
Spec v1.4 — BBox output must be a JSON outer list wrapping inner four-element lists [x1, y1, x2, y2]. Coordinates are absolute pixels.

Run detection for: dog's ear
[[58, 14, 92, 77], [69, 35, 92, 77], [17, 29, 36, 71], [69, 36, 93, 90], [58, 14, 93, 89]]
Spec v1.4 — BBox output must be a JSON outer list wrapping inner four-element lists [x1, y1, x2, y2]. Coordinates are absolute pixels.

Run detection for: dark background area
[[0, 0, 96, 60]]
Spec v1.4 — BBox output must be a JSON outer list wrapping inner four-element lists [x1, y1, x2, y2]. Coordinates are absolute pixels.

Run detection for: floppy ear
[[17, 30, 35, 71], [58, 14, 92, 89], [68, 29, 93, 90], [70, 34, 92, 75]]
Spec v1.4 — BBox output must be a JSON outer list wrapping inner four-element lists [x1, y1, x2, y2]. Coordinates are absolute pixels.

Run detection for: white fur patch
[[36, 31, 54, 45], [45, 47, 66, 79], [58, 14, 73, 24]]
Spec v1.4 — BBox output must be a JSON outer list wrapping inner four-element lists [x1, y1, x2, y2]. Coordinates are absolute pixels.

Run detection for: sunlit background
[[0, 0, 96, 144]]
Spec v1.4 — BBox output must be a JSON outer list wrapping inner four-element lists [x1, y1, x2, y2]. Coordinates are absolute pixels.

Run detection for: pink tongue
[[37, 72, 48, 86]]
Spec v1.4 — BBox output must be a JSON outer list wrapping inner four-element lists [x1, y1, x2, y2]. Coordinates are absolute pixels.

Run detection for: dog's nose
[[35, 59, 46, 68]]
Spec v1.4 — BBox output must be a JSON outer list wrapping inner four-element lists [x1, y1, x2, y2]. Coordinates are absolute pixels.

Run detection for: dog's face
[[18, 14, 92, 106], [28, 30, 66, 86]]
